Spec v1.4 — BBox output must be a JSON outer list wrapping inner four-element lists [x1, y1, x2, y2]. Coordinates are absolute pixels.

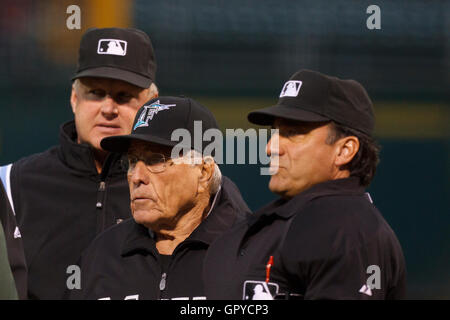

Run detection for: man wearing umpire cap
[[204, 69, 406, 300], [0, 28, 159, 299], [67, 96, 250, 300]]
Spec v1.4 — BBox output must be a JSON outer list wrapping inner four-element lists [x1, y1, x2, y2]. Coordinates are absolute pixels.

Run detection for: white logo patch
[[13, 226, 21, 239], [97, 39, 127, 56], [359, 284, 373, 296], [279, 80, 302, 98], [242, 280, 279, 300], [133, 100, 176, 130]]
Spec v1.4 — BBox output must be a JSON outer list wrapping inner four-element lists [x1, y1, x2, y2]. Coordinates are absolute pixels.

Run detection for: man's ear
[[335, 136, 359, 167], [148, 83, 159, 100], [70, 83, 78, 114], [197, 158, 214, 194]]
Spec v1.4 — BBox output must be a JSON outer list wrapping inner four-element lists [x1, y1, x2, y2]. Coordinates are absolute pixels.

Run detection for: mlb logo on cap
[[279, 80, 302, 98], [97, 39, 127, 56]]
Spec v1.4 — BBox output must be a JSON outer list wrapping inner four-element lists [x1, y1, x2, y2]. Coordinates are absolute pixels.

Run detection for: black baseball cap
[[101, 96, 219, 153], [248, 69, 375, 136], [72, 28, 156, 88]]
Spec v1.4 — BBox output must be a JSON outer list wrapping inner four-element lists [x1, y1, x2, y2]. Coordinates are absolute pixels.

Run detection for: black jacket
[[67, 177, 251, 300], [0, 181, 27, 299], [8, 121, 132, 299], [204, 177, 407, 300]]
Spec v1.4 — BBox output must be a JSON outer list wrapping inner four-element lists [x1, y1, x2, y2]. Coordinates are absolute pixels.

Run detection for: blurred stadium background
[[0, 0, 448, 299]]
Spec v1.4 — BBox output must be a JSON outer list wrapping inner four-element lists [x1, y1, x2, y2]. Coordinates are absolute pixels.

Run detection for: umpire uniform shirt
[[204, 177, 406, 300], [67, 177, 250, 300], [3, 121, 132, 299]]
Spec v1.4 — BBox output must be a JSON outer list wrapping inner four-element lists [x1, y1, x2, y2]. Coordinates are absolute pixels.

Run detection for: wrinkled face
[[266, 118, 336, 198], [127, 141, 202, 231], [70, 77, 151, 151]]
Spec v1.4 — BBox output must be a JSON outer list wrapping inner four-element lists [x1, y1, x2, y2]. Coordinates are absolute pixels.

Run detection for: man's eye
[[89, 89, 105, 97], [146, 154, 165, 166], [128, 156, 138, 168], [116, 92, 133, 103], [281, 129, 299, 137], [120, 92, 133, 98]]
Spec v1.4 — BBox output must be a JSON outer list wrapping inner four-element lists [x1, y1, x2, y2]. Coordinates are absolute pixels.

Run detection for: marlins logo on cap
[[133, 100, 176, 130]]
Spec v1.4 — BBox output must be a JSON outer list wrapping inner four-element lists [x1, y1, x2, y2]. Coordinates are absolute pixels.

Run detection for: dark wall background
[[0, 0, 448, 299]]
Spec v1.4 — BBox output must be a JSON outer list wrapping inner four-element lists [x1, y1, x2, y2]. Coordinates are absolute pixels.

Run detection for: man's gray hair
[[173, 150, 222, 195], [208, 158, 222, 195]]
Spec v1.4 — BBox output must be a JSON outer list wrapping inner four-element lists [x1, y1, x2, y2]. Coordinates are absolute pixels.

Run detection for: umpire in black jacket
[[204, 70, 406, 300], [68, 96, 250, 300], [1, 28, 159, 299]]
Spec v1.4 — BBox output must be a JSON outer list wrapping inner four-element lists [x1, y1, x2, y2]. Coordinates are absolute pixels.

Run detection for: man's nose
[[129, 161, 149, 186], [266, 132, 283, 157], [101, 96, 119, 118]]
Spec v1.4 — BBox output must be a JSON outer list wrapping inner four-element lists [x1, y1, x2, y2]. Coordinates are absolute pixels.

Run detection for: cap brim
[[101, 133, 188, 153], [72, 66, 152, 88], [248, 104, 330, 125]]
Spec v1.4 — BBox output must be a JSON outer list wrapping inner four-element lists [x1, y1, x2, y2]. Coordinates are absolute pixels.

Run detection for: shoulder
[[84, 219, 134, 257], [303, 193, 381, 231], [284, 193, 392, 260], [11, 146, 60, 174], [1, 147, 59, 209], [220, 176, 252, 219], [78, 219, 135, 275], [68, 219, 138, 300]]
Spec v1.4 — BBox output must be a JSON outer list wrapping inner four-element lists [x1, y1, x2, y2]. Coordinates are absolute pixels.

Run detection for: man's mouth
[[132, 196, 147, 201], [96, 124, 122, 133], [131, 195, 156, 202]]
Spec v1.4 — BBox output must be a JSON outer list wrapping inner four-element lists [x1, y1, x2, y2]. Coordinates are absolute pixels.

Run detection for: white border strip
[[0, 164, 16, 215]]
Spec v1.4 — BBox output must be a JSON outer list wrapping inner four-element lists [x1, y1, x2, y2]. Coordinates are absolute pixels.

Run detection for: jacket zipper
[[95, 152, 121, 233], [95, 180, 106, 233], [159, 272, 167, 299], [96, 181, 106, 207]]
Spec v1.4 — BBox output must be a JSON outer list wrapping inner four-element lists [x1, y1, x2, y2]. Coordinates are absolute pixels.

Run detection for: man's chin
[[269, 178, 300, 199], [93, 129, 126, 148], [132, 209, 160, 226], [268, 179, 286, 197]]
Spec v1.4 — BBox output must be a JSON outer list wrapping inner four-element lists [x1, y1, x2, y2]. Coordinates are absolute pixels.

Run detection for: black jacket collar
[[57, 121, 126, 177], [249, 177, 365, 225], [121, 176, 250, 257], [120, 220, 156, 257]]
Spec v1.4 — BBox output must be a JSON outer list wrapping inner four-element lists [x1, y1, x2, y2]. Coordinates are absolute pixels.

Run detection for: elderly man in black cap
[[204, 69, 406, 300], [0, 28, 159, 299], [67, 96, 250, 300]]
